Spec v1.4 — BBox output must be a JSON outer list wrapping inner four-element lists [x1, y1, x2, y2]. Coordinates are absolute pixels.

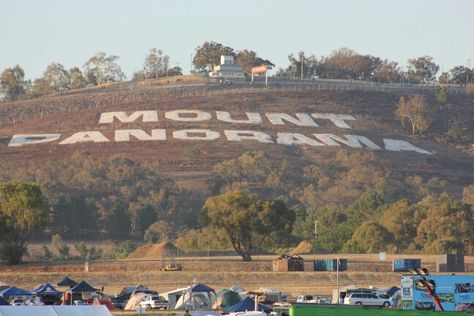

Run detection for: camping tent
[[124, 293, 147, 311], [0, 305, 112, 316], [57, 277, 78, 288], [174, 283, 216, 310], [69, 281, 98, 293], [32, 283, 63, 298], [212, 290, 241, 310], [161, 287, 188, 309], [0, 286, 32, 297], [224, 297, 271, 313]]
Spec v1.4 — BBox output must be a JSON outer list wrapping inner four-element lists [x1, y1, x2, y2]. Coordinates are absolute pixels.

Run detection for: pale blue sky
[[1, 0, 473, 81]]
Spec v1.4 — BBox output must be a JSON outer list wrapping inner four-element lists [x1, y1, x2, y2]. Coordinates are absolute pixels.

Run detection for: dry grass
[[1, 254, 473, 297]]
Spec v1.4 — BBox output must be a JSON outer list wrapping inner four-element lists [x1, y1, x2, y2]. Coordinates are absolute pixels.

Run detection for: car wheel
[[383, 302, 390, 307], [355, 302, 362, 306], [147, 304, 152, 310]]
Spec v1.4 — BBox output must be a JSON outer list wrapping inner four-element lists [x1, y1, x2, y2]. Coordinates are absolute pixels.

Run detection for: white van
[[343, 292, 391, 307]]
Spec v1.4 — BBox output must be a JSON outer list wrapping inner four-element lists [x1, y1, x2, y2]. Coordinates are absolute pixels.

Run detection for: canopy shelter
[[56, 277, 78, 288], [161, 287, 188, 309], [32, 283, 63, 298], [64, 281, 98, 305], [212, 289, 242, 310], [174, 283, 216, 310], [384, 286, 401, 296], [0, 286, 32, 298], [224, 297, 271, 313]]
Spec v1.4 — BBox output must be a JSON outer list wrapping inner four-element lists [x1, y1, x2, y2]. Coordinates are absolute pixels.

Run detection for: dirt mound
[[127, 241, 183, 259], [292, 241, 313, 254]]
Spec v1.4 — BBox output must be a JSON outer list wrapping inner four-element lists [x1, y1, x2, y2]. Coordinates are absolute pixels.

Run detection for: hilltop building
[[209, 56, 244, 80]]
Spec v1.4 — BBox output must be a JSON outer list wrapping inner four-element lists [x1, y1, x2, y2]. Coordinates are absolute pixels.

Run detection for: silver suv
[[343, 292, 391, 307]]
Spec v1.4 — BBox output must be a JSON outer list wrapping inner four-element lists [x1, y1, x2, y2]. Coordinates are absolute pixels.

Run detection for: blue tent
[[224, 297, 271, 313], [190, 283, 214, 293], [0, 286, 32, 297], [385, 286, 401, 296], [57, 276, 78, 288], [31, 283, 63, 298], [69, 281, 98, 293]]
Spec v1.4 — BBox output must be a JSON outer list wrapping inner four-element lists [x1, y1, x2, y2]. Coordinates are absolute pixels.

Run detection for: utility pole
[[314, 220, 318, 258], [301, 54, 304, 80]]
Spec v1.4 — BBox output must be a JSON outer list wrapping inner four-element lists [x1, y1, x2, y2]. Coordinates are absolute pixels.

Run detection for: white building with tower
[[209, 56, 244, 80]]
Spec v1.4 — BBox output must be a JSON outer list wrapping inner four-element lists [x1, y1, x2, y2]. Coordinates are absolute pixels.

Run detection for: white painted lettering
[[115, 129, 166, 142], [165, 110, 212, 122], [277, 133, 325, 146], [59, 131, 109, 145], [8, 134, 61, 147], [225, 130, 274, 143], [266, 113, 318, 127], [312, 113, 355, 129], [216, 111, 262, 124], [173, 129, 220, 140], [99, 111, 158, 124], [314, 134, 381, 150], [383, 139, 432, 155]]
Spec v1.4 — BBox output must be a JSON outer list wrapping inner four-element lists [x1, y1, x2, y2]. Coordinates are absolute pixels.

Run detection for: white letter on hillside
[[266, 113, 318, 127], [224, 130, 274, 143], [59, 131, 109, 145], [277, 133, 325, 147], [312, 113, 355, 129], [8, 134, 61, 147], [313, 134, 381, 150], [383, 139, 432, 155], [115, 129, 166, 142], [216, 111, 262, 124], [99, 111, 158, 124], [173, 129, 220, 140], [165, 110, 212, 122]]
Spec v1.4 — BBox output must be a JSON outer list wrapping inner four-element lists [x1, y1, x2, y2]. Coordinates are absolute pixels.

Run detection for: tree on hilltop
[[83, 52, 125, 85], [193, 41, 234, 70], [407, 56, 439, 83], [201, 191, 295, 261], [0, 65, 27, 101]]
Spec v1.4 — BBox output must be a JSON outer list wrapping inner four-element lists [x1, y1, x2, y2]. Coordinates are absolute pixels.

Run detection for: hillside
[[1, 84, 473, 185], [0, 82, 473, 251]]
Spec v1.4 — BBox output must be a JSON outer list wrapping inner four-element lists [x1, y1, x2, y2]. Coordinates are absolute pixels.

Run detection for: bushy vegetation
[[2, 144, 472, 264]]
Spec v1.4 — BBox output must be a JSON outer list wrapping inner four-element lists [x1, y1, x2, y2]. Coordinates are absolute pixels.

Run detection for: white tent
[[0, 305, 111, 316], [161, 287, 188, 309], [175, 292, 213, 310]]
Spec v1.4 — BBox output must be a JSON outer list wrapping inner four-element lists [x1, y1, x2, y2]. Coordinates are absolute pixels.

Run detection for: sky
[[1, 0, 473, 81]]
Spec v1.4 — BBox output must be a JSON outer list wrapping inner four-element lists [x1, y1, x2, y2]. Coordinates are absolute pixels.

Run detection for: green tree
[[42, 63, 70, 91], [0, 65, 27, 100], [193, 41, 234, 70], [379, 199, 417, 252], [346, 191, 385, 226], [142, 48, 169, 79], [395, 94, 433, 134], [449, 66, 472, 85], [374, 59, 402, 83], [234, 50, 274, 73], [407, 56, 439, 83], [83, 52, 125, 85], [0, 181, 48, 264], [345, 221, 394, 253], [69, 66, 87, 89], [202, 191, 295, 261], [462, 184, 474, 207], [143, 220, 174, 243], [415, 194, 474, 254]]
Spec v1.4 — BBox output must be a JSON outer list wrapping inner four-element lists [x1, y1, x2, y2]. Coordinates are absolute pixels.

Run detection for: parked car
[[343, 292, 392, 307], [10, 298, 25, 306], [296, 295, 329, 304], [139, 295, 169, 310]]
